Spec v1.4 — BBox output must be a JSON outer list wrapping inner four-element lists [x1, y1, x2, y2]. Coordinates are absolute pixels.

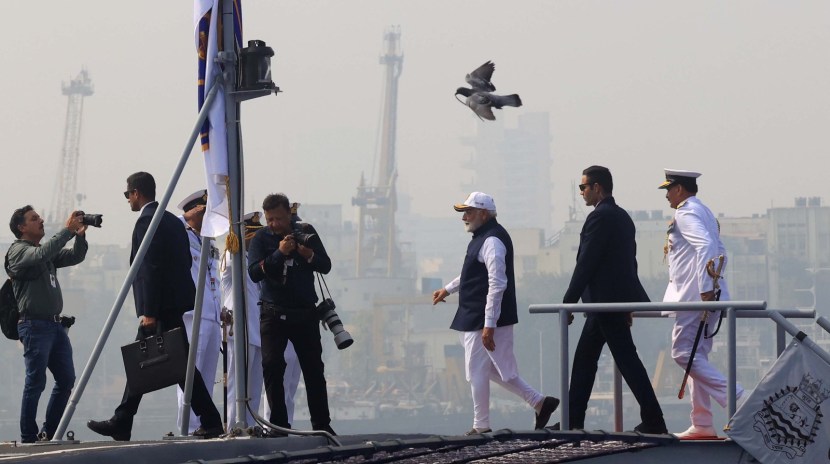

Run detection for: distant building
[[766, 197, 830, 315], [460, 112, 553, 233]]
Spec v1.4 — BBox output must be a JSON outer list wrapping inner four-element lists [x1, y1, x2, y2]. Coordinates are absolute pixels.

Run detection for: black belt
[[19, 314, 62, 322], [260, 301, 313, 315]]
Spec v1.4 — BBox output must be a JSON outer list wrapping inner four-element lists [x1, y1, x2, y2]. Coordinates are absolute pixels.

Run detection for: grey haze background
[[0, 0, 829, 440], [2, 1, 828, 244]]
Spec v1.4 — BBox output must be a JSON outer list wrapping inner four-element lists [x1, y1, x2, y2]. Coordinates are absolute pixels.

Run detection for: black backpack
[[0, 278, 19, 340], [1, 253, 20, 340]]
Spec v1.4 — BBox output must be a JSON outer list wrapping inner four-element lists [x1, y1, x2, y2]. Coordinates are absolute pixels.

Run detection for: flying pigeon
[[456, 61, 522, 121], [466, 61, 496, 92]]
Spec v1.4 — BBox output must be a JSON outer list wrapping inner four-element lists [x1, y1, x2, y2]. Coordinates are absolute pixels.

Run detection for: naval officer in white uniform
[[659, 169, 744, 439], [221, 212, 300, 432], [176, 189, 223, 433]]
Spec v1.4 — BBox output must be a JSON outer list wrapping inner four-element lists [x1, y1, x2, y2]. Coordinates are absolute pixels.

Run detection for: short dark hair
[[583, 165, 613, 195], [10, 205, 34, 239], [678, 179, 699, 194], [262, 193, 290, 212], [127, 172, 156, 200]]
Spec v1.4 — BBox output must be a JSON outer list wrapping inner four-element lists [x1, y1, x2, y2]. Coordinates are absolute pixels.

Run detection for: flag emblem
[[752, 373, 829, 459]]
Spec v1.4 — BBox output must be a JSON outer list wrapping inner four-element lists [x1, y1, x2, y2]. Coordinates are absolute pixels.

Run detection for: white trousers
[[178, 314, 222, 433], [462, 325, 544, 430], [225, 341, 263, 431], [672, 311, 744, 427], [260, 341, 301, 426]]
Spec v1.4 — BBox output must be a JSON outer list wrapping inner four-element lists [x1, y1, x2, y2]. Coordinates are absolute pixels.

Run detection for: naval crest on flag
[[753, 373, 828, 459], [728, 340, 830, 464]]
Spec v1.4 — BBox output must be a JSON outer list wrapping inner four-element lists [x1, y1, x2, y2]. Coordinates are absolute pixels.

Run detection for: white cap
[[242, 211, 263, 229], [454, 192, 497, 213], [177, 189, 208, 211], [658, 169, 702, 189]]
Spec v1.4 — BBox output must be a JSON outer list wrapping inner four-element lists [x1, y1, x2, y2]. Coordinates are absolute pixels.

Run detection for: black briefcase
[[120, 327, 188, 396]]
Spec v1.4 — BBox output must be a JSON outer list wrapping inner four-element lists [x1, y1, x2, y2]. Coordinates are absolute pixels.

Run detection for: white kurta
[[446, 236, 543, 430], [663, 196, 742, 428], [220, 250, 300, 429], [177, 219, 222, 433]]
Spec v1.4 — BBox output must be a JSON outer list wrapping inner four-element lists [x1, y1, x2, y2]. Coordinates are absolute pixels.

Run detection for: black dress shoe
[[87, 419, 131, 441], [193, 425, 224, 439], [633, 421, 668, 434], [535, 396, 560, 429]]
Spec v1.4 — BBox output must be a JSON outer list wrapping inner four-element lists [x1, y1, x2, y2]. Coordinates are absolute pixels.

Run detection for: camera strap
[[315, 273, 335, 331], [315, 272, 333, 301]]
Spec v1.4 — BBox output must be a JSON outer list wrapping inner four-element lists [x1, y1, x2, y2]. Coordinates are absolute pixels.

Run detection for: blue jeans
[[18, 319, 76, 443]]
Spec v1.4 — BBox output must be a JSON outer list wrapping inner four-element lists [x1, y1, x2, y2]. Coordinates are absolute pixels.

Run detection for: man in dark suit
[[87, 172, 223, 440], [561, 165, 667, 434]]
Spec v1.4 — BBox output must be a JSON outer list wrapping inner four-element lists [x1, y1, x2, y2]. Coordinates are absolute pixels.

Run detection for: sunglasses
[[578, 183, 594, 192], [123, 189, 135, 199]]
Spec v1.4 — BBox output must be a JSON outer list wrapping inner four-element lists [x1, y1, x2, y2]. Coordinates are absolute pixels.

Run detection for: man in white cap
[[433, 192, 559, 435], [221, 211, 301, 432], [176, 189, 223, 433], [659, 169, 744, 439]]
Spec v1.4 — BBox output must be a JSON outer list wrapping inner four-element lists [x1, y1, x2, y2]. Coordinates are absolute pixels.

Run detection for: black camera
[[291, 229, 316, 246], [77, 211, 103, 228], [60, 315, 76, 329], [315, 298, 353, 350]]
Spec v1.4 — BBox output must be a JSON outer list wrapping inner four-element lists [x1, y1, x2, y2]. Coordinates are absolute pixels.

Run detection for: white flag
[[727, 339, 830, 463], [194, 0, 240, 238]]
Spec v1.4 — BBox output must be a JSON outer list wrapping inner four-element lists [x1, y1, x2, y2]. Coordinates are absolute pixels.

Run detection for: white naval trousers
[[260, 341, 301, 426], [225, 341, 263, 431], [672, 311, 744, 427], [178, 314, 222, 433], [462, 325, 544, 430]]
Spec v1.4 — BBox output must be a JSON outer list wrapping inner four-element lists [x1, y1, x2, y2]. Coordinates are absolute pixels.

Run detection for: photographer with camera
[[6, 206, 88, 443], [221, 211, 301, 432], [247, 193, 336, 436]]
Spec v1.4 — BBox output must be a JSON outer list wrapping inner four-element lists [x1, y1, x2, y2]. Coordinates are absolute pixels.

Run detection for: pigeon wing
[[468, 94, 496, 121], [466, 61, 496, 92]]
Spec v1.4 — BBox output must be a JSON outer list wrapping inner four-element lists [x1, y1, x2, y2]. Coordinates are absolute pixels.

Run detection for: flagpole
[[179, 235, 211, 436], [221, 0, 250, 432], [52, 78, 223, 442]]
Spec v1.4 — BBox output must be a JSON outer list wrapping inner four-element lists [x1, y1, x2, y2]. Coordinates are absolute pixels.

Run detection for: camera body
[[315, 298, 354, 350], [60, 315, 75, 329], [77, 211, 103, 228], [290, 224, 316, 246]]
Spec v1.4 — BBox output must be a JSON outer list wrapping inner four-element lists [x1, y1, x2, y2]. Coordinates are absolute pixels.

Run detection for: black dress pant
[[113, 313, 222, 431], [568, 313, 664, 428], [260, 308, 331, 429]]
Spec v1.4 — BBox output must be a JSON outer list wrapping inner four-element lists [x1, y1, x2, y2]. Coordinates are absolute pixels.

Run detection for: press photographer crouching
[[247, 193, 336, 436]]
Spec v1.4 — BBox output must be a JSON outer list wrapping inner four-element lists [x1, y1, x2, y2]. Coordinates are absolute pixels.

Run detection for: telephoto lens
[[315, 298, 354, 349]]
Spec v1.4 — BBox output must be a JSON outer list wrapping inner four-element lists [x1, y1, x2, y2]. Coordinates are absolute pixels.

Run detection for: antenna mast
[[49, 69, 94, 225], [353, 26, 403, 278]]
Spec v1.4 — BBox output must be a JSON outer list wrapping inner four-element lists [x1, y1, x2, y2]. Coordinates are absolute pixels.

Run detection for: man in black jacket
[[561, 165, 667, 434], [87, 172, 223, 440], [247, 193, 335, 436]]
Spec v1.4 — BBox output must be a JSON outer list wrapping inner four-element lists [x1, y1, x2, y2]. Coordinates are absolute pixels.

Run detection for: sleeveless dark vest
[[450, 218, 518, 331]]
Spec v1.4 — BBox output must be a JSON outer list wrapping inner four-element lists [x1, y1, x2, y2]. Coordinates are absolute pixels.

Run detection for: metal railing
[[529, 301, 815, 431]]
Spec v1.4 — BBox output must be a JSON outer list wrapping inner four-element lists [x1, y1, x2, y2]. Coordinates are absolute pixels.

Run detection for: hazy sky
[[2, 1, 829, 245]]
